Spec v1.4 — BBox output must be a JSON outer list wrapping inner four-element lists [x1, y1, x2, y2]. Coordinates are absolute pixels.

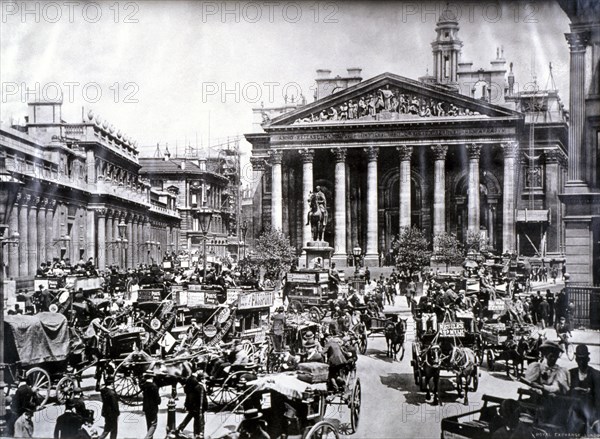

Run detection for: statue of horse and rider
[[306, 186, 328, 241]]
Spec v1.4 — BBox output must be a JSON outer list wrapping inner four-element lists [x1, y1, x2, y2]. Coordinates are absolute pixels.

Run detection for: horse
[[492, 337, 525, 378], [450, 346, 478, 405], [308, 197, 327, 241], [422, 344, 444, 405], [384, 318, 406, 361]]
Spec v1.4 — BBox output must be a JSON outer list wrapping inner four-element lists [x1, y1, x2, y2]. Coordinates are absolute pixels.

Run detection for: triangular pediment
[[265, 72, 520, 128]]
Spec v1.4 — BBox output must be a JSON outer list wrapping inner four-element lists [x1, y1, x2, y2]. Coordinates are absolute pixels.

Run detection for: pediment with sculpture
[[265, 73, 519, 128]]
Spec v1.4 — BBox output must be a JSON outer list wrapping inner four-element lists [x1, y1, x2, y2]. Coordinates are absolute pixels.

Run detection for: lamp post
[[117, 220, 127, 270], [352, 246, 362, 277], [0, 152, 22, 436], [240, 220, 248, 261], [195, 202, 213, 282]]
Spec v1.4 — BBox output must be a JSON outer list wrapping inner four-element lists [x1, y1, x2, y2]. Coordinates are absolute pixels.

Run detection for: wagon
[[212, 367, 361, 438], [3, 312, 81, 406]]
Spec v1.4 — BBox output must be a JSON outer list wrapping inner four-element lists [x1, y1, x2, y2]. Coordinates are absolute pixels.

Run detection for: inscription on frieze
[[271, 126, 515, 144]]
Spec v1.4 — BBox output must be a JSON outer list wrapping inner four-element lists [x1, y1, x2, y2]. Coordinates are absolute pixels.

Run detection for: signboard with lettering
[[188, 284, 203, 292], [180, 260, 189, 268], [287, 273, 318, 283], [488, 299, 506, 311], [226, 291, 240, 305], [238, 291, 274, 309], [439, 322, 465, 337], [138, 289, 162, 302], [204, 292, 219, 305], [187, 292, 205, 307]]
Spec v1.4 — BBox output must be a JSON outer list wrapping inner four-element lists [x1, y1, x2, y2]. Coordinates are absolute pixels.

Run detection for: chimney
[[199, 158, 207, 171], [346, 68, 362, 77], [316, 69, 331, 79]]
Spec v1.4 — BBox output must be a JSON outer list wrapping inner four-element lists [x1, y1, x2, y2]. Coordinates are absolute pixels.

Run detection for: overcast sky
[[1, 0, 571, 158]]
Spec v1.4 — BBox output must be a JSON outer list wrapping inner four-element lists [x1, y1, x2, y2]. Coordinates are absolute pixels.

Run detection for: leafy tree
[[394, 227, 431, 274], [433, 232, 464, 271], [465, 230, 489, 255], [246, 226, 296, 281]]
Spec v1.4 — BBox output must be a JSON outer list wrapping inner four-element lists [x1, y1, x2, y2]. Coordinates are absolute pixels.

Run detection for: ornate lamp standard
[[195, 202, 213, 281], [352, 246, 362, 277], [240, 220, 248, 261], [0, 152, 22, 435], [117, 220, 128, 269]]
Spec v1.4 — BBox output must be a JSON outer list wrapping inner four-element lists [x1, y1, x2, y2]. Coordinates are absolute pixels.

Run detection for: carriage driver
[[523, 340, 569, 395]]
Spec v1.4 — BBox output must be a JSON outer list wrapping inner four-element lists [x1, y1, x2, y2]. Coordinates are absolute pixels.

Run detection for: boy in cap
[[14, 407, 34, 438]]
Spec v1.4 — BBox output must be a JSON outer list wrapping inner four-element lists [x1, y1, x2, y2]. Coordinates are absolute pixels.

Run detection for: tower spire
[[431, 3, 463, 89]]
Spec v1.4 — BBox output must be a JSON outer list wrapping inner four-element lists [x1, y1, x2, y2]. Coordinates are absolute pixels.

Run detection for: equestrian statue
[[306, 185, 328, 241]]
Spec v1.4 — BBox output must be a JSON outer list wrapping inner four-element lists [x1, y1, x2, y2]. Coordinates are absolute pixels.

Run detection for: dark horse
[[450, 346, 478, 405], [422, 344, 444, 405], [307, 197, 327, 241], [384, 318, 406, 361]]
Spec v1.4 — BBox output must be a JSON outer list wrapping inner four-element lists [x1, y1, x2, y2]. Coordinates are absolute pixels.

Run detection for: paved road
[[30, 311, 599, 439]]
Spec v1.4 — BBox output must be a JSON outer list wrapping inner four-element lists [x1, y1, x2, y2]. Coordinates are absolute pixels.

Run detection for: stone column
[[37, 200, 46, 266], [269, 150, 283, 231], [18, 197, 28, 277], [502, 142, 518, 253], [130, 217, 137, 268], [332, 147, 347, 260], [86, 209, 96, 263], [397, 145, 413, 230], [431, 144, 448, 238], [7, 201, 19, 278], [126, 218, 133, 268], [466, 143, 482, 234], [299, 148, 314, 245], [105, 211, 113, 267], [364, 147, 379, 264], [45, 201, 55, 262], [544, 150, 561, 254], [28, 198, 38, 275], [97, 210, 106, 271], [565, 32, 591, 186], [71, 207, 79, 262]]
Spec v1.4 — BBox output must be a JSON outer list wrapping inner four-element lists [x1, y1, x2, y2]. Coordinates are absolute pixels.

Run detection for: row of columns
[[268, 141, 519, 257]]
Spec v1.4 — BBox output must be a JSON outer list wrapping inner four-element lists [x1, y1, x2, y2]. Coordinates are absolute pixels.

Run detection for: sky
[[1, 0, 572, 159]]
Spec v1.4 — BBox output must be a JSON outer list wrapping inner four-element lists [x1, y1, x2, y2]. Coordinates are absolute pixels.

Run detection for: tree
[[465, 230, 489, 255], [433, 232, 464, 272], [248, 226, 296, 281], [394, 227, 431, 274]]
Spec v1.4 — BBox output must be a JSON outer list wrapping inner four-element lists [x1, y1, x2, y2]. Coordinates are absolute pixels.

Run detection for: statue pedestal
[[299, 241, 333, 269]]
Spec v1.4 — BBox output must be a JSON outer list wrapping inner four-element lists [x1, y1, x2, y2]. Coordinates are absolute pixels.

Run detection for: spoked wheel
[[349, 378, 361, 434], [565, 343, 575, 361], [55, 376, 76, 404], [26, 367, 51, 408], [358, 333, 368, 355], [113, 362, 142, 404], [266, 351, 283, 374], [241, 340, 255, 358], [305, 420, 340, 439], [208, 371, 245, 407], [308, 306, 322, 322], [471, 366, 479, 392], [102, 316, 117, 331]]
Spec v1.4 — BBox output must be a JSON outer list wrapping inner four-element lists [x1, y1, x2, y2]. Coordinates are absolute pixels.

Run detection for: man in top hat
[[10, 372, 38, 433], [237, 409, 269, 439], [568, 344, 600, 434], [54, 399, 85, 439], [98, 377, 120, 439], [14, 407, 34, 438], [177, 372, 208, 439], [523, 340, 569, 394], [142, 371, 161, 439]]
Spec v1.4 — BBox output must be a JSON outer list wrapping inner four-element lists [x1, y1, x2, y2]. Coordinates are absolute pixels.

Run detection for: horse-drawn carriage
[[411, 310, 481, 405], [284, 269, 336, 320], [213, 366, 361, 439], [3, 312, 84, 407]]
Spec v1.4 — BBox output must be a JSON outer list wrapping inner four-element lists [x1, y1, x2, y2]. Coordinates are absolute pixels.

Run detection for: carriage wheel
[[26, 367, 51, 408], [113, 363, 142, 404], [308, 306, 322, 322], [266, 352, 283, 374], [241, 340, 255, 358], [305, 420, 340, 439], [102, 316, 117, 331], [208, 371, 245, 407], [359, 333, 368, 355], [288, 300, 304, 314], [471, 367, 479, 392], [349, 379, 361, 433], [55, 376, 76, 404]]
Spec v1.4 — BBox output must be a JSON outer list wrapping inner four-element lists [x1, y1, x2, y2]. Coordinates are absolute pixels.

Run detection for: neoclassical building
[[247, 11, 568, 267], [1, 100, 180, 288]]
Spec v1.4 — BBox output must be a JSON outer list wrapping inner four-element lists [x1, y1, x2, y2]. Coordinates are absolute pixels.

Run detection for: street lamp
[[117, 220, 128, 270], [195, 202, 213, 282], [240, 220, 248, 261], [352, 246, 362, 277], [0, 152, 23, 436]]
